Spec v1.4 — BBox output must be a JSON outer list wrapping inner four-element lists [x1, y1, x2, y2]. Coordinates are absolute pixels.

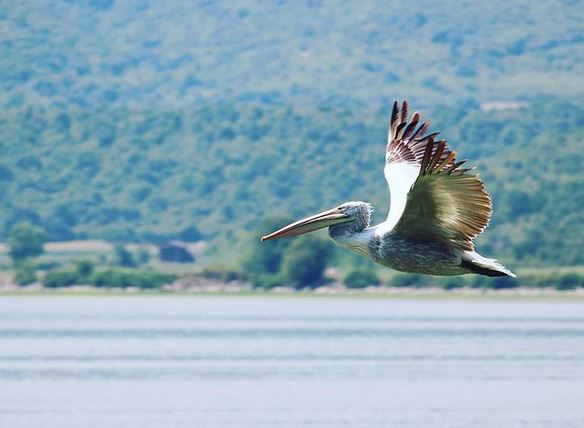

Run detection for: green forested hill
[[1, 1, 583, 269], [2, 0, 583, 109], [1, 99, 583, 266]]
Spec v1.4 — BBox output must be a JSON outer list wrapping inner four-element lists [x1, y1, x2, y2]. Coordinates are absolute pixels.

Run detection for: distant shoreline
[[1, 285, 584, 301]]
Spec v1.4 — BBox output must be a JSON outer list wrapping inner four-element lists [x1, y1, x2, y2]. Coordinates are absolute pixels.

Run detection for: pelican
[[261, 101, 515, 277]]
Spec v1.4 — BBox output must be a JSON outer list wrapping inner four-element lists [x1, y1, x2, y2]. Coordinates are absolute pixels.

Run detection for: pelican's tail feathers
[[462, 251, 516, 278]]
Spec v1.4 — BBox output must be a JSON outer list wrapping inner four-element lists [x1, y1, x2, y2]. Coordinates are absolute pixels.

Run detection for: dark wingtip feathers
[[390, 101, 399, 137], [401, 100, 409, 124], [387, 100, 471, 177]]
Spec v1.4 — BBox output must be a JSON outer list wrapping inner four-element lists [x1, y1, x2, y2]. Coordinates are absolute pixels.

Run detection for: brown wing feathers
[[419, 138, 467, 176], [388, 100, 468, 176], [387, 101, 451, 170], [388, 100, 493, 248]]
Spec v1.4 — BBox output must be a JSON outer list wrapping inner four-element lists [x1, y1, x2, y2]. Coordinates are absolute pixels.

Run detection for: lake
[[1, 295, 583, 428]]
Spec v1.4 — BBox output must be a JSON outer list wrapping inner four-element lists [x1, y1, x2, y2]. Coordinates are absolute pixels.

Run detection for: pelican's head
[[261, 201, 373, 241]]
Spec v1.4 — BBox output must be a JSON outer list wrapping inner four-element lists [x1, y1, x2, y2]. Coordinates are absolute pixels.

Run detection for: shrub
[[390, 273, 428, 287], [250, 273, 285, 290], [91, 269, 126, 288], [554, 273, 584, 291], [136, 248, 151, 265], [114, 244, 136, 267], [75, 260, 95, 279], [43, 269, 79, 288], [440, 277, 465, 290], [201, 265, 247, 282], [131, 271, 177, 289], [8, 222, 46, 262], [468, 275, 488, 288], [14, 261, 37, 285], [491, 276, 519, 289], [242, 215, 294, 275], [179, 225, 203, 242], [91, 269, 177, 289], [282, 236, 332, 288], [36, 260, 62, 271], [344, 270, 380, 288]]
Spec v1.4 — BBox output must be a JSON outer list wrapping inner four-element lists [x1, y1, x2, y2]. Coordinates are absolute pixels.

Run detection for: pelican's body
[[262, 101, 515, 277], [328, 206, 491, 276], [330, 226, 465, 276]]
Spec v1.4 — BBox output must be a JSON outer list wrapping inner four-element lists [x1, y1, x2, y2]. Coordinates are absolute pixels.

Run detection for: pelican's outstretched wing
[[383, 101, 491, 250]]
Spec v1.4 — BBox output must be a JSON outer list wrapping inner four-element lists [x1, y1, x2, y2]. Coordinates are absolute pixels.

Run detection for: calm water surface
[[1, 296, 583, 428]]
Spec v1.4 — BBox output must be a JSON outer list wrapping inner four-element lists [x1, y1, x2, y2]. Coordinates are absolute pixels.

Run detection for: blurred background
[[0, 0, 582, 290], [1, 1, 584, 427]]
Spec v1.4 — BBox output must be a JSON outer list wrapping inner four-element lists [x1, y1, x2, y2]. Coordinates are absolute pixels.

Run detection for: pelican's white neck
[[329, 227, 377, 257]]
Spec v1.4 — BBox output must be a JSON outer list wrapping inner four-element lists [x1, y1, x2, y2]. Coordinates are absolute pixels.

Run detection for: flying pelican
[[261, 101, 515, 277]]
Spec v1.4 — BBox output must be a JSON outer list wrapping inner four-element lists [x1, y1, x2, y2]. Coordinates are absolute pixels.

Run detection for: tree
[[555, 273, 583, 291], [491, 276, 519, 289], [14, 260, 37, 285], [440, 276, 465, 290], [243, 215, 294, 278], [8, 222, 46, 262], [75, 260, 95, 281], [390, 273, 428, 288], [344, 270, 380, 288], [43, 269, 79, 288], [114, 244, 136, 267], [179, 225, 204, 242], [282, 236, 332, 288], [136, 247, 151, 265]]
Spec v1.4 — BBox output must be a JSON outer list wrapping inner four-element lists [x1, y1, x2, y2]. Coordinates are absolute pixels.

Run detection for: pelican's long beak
[[261, 207, 353, 241]]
